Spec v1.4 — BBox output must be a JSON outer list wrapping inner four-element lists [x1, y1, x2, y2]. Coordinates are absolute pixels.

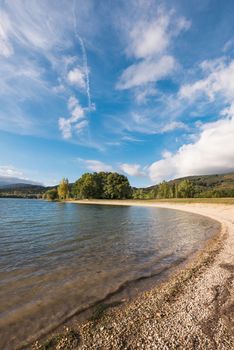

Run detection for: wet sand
[[34, 200, 234, 349]]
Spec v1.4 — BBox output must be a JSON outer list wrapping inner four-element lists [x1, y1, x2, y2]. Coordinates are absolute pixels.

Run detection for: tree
[[157, 181, 171, 198], [44, 188, 58, 201], [177, 180, 195, 198], [72, 173, 101, 199], [57, 178, 69, 200], [133, 188, 145, 199], [72, 172, 132, 199], [103, 172, 132, 199], [171, 183, 176, 198]]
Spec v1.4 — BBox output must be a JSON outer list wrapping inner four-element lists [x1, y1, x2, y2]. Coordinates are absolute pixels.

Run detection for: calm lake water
[[0, 199, 220, 349]]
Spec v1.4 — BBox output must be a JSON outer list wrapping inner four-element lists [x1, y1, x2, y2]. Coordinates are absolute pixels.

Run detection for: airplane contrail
[[72, 0, 92, 110]]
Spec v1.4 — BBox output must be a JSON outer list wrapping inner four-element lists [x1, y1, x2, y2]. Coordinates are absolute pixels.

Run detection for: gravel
[[33, 203, 234, 350]]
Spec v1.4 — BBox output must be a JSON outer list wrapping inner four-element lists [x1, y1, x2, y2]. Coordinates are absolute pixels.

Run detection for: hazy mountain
[[0, 176, 42, 187]]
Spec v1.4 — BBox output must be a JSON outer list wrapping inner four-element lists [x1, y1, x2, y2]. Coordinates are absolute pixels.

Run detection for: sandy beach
[[34, 200, 234, 350]]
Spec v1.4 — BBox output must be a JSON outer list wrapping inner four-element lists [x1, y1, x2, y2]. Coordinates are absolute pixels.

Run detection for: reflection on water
[[0, 199, 219, 349]]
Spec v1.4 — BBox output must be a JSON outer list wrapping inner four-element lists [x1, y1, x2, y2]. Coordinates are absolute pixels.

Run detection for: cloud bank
[[148, 115, 234, 183]]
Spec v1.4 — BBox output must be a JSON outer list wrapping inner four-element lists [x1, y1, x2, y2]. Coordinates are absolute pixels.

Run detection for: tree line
[[44, 172, 234, 201], [133, 180, 195, 199]]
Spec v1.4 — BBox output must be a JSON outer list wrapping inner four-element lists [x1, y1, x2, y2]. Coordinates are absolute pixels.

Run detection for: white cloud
[[126, 9, 190, 60], [68, 96, 85, 122], [68, 96, 78, 110], [148, 115, 234, 183], [120, 163, 145, 177], [58, 118, 72, 139], [0, 165, 42, 185], [75, 119, 89, 132], [117, 7, 190, 89], [0, 1, 95, 140], [134, 85, 158, 104], [160, 121, 187, 132], [67, 67, 86, 89], [0, 59, 46, 100], [0, 165, 25, 178], [71, 105, 85, 122], [78, 159, 113, 172], [0, 12, 13, 57], [114, 110, 187, 135], [59, 96, 86, 139], [179, 58, 234, 102], [52, 83, 66, 94], [221, 103, 234, 118], [1, 1, 73, 53], [127, 14, 170, 59], [117, 55, 176, 90]]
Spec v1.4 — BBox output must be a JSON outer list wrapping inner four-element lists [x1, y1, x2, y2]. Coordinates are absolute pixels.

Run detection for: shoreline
[[33, 200, 234, 349]]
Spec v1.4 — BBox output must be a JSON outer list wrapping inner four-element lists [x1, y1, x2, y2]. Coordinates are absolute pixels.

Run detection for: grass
[[73, 198, 234, 205], [141, 197, 234, 204]]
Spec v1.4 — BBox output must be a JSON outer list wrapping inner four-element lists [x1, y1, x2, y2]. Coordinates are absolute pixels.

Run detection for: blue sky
[[0, 0, 234, 187]]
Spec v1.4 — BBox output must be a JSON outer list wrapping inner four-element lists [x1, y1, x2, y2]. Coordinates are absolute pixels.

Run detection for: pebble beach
[[33, 202, 234, 350]]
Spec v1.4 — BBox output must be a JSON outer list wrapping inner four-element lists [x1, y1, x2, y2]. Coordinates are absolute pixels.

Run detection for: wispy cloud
[[116, 6, 190, 90], [179, 57, 234, 102], [0, 0, 95, 140], [109, 110, 188, 136], [119, 163, 145, 177], [59, 96, 87, 139], [0, 11, 13, 57], [117, 55, 176, 90], [76, 158, 146, 177], [77, 158, 113, 172], [0, 165, 25, 178], [67, 67, 86, 89]]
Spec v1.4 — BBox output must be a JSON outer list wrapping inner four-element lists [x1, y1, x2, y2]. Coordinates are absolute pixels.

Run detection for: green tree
[[149, 187, 158, 199], [157, 181, 171, 198], [171, 183, 176, 198], [103, 172, 132, 199], [132, 189, 142, 199], [177, 180, 195, 198], [44, 188, 58, 201], [72, 173, 102, 199], [72, 172, 132, 199], [57, 178, 69, 200]]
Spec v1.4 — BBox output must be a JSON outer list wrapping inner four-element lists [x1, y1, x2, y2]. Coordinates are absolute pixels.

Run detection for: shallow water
[[0, 199, 219, 349]]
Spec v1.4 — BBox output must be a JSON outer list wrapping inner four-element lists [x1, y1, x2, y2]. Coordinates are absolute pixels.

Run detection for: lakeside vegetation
[[1, 172, 234, 200], [44, 171, 234, 201], [133, 173, 234, 199], [44, 173, 132, 200]]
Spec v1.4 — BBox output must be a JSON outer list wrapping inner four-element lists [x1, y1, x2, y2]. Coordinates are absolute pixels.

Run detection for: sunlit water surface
[[0, 199, 220, 349]]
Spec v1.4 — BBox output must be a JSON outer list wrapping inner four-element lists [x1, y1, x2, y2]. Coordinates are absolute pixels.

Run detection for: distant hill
[[0, 176, 42, 187], [0, 183, 45, 190], [0, 183, 47, 198], [168, 172, 234, 190], [142, 172, 234, 198]]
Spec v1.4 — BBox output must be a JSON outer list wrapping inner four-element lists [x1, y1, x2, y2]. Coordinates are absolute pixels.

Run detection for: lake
[[0, 199, 220, 349]]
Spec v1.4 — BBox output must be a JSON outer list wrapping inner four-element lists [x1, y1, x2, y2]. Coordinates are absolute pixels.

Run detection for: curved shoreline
[[33, 200, 234, 349]]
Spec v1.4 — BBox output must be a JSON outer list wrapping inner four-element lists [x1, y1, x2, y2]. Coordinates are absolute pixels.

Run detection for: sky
[[0, 0, 234, 187]]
